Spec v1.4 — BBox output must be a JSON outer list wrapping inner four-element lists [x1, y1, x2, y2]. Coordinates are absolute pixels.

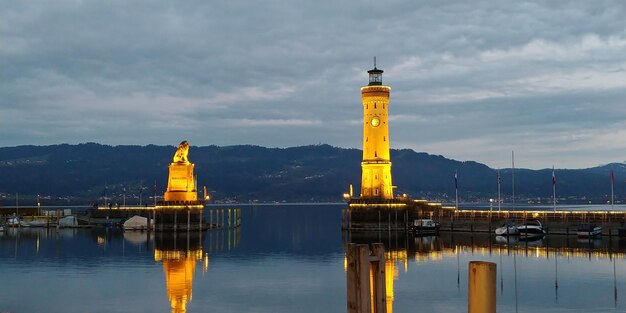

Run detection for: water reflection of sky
[[1, 204, 626, 312]]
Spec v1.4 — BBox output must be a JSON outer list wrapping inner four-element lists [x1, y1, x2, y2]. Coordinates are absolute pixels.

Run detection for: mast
[[511, 151, 515, 208], [611, 168, 615, 211], [552, 166, 556, 212], [16, 192, 19, 228], [497, 169, 501, 211], [455, 170, 459, 211]]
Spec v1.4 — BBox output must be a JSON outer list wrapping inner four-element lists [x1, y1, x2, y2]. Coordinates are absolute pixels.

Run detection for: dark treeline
[[0, 143, 624, 205]]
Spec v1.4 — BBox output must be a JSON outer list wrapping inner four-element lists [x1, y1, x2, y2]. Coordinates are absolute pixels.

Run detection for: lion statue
[[173, 140, 190, 163]]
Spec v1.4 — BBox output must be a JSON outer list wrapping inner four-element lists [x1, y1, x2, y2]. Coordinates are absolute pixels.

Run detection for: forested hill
[[0, 143, 624, 205]]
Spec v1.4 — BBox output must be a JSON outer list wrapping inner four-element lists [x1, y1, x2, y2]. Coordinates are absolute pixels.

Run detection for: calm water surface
[[1, 204, 625, 312]]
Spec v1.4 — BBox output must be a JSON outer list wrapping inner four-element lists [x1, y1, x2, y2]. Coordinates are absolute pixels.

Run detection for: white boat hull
[[518, 222, 546, 240], [577, 227, 602, 238], [495, 226, 518, 236]]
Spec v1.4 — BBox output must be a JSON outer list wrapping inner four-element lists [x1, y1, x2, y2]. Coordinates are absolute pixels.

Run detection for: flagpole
[[455, 170, 459, 211], [154, 180, 157, 207], [512, 151, 515, 209], [552, 166, 556, 212], [497, 169, 501, 211], [611, 168, 615, 212]]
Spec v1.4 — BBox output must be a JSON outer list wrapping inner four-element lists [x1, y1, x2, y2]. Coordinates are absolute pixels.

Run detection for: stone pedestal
[[164, 162, 197, 202]]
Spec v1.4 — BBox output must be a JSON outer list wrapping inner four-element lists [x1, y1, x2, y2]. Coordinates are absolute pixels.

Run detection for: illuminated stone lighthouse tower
[[360, 60, 394, 199]]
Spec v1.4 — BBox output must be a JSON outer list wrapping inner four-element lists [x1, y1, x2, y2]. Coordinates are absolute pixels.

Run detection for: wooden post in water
[[187, 209, 191, 232], [174, 211, 177, 232], [370, 243, 386, 313], [147, 211, 151, 241], [394, 211, 397, 230], [468, 261, 496, 313], [346, 243, 386, 313]]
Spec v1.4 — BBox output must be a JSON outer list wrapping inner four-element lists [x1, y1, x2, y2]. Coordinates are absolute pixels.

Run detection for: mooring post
[[174, 211, 177, 232], [56, 209, 60, 231], [371, 243, 387, 313], [346, 244, 372, 313], [468, 261, 496, 313], [147, 211, 151, 238], [348, 208, 352, 230], [187, 209, 191, 232], [395, 211, 398, 230], [346, 243, 386, 313]]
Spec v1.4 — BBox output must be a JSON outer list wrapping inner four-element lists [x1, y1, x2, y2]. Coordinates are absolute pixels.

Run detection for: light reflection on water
[[0, 204, 625, 312]]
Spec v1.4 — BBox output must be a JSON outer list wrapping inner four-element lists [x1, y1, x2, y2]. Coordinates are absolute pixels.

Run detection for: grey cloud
[[1, 0, 625, 168]]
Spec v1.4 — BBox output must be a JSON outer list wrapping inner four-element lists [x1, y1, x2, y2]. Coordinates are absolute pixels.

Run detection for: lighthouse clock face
[[371, 117, 380, 127]]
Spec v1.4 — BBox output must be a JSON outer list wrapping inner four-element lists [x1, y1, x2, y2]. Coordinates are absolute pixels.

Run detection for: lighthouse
[[360, 59, 394, 199]]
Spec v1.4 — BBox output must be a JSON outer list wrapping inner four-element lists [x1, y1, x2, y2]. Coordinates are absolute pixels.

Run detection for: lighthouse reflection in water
[[153, 227, 240, 313], [154, 232, 204, 313]]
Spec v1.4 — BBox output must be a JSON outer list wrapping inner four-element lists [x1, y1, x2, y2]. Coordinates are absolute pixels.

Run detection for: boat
[[27, 219, 47, 227], [123, 215, 154, 231], [517, 220, 546, 240], [495, 222, 518, 236], [6, 217, 29, 227], [413, 219, 440, 236], [577, 223, 602, 238]]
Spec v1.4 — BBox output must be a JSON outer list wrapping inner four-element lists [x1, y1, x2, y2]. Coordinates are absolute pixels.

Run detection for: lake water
[[1, 204, 625, 312]]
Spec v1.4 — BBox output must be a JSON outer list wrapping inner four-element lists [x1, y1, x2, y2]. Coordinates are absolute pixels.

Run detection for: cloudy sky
[[1, 1, 625, 169]]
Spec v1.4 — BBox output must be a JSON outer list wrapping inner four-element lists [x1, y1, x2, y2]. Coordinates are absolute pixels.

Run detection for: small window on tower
[[383, 104, 385, 109], [374, 103, 377, 109], [383, 136, 386, 142]]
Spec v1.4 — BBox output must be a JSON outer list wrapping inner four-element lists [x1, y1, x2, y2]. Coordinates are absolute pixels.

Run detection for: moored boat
[[517, 220, 546, 240], [7, 217, 29, 227], [27, 219, 47, 227], [413, 219, 440, 236], [495, 222, 518, 236], [123, 215, 154, 231], [577, 223, 602, 238]]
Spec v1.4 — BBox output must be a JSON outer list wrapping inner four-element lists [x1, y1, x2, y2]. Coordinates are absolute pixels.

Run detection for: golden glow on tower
[[164, 141, 198, 202], [360, 64, 394, 199]]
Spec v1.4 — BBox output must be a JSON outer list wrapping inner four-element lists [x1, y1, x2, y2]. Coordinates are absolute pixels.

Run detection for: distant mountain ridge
[[0, 143, 624, 205]]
